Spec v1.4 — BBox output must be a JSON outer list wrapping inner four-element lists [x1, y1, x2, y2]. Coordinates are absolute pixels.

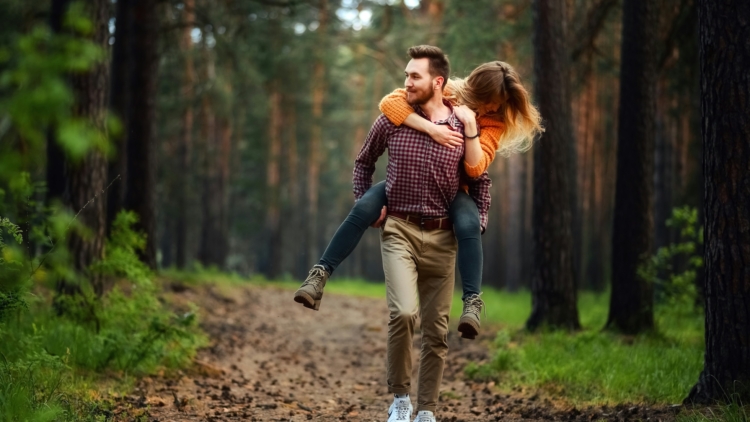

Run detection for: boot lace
[[302, 266, 327, 294], [463, 293, 486, 318]]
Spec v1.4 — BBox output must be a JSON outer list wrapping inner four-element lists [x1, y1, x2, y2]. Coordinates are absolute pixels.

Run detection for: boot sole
[[457, 319, 479, 339], [293, 291, 321, 311]]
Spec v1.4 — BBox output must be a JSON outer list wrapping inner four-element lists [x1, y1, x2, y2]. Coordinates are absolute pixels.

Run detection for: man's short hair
[[407, 45, 450, 89]]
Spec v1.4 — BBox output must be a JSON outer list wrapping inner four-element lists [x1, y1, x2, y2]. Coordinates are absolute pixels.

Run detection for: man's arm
[[467, 172, 492, 233], [379, 88, 464, 148], [353, 115, 391, 199]]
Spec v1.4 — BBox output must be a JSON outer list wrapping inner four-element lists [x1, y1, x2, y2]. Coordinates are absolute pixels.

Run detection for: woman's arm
[[453, 105, 482, 167], [379, 89, 464, 148], [463, 115, 506, 178]]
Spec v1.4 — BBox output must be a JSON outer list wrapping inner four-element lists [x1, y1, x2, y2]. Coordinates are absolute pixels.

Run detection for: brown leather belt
[[387, 211, 453, 231]]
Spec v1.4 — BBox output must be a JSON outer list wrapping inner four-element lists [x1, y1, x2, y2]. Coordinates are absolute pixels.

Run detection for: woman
[[294, 61, 542, 339]]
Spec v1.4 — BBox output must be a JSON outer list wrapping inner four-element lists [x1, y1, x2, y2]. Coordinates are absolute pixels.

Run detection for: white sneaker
[[413, 410, 436, 422], [387, 395, 413, 422]]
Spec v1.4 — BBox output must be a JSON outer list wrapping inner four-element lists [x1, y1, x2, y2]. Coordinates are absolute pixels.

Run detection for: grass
[[461, 289, 704, 405], [677, 396, 750, 422], [0, 286, 208, 422], [0, 213, 207, 422]]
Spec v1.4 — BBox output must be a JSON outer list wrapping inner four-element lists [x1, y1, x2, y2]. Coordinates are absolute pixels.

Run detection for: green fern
[[0, 215, 27, 320], [0, 216, 23, 251]]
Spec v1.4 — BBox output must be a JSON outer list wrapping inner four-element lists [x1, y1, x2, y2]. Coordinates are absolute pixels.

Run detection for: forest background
[[4, 0, 700, 285], [3, 0, 746, 420]]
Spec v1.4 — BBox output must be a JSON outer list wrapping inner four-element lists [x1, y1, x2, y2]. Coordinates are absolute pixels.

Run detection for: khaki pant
[[380, 216, 457, 413]]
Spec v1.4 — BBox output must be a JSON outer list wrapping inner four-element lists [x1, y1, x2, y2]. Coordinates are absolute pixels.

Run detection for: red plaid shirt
[[353, 102, 492, 230]]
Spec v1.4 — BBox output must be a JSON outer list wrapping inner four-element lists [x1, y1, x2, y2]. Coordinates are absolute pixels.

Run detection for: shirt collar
[[414, 99, 462, 129]]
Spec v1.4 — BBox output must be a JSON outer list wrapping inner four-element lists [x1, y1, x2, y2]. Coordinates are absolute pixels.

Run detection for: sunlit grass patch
[[501, 329, 702, 404], [324, 278, 386, 298], [459, 289, 705, 405]]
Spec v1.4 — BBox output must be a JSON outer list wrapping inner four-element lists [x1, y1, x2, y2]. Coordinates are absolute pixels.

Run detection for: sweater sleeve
[[378, 89, 413, 127], [464, 115, 506, 178]]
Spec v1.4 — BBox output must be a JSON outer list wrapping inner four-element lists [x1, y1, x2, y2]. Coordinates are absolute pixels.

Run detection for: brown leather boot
[[457, 293, 484, 339], [293, 265, 329, 311]]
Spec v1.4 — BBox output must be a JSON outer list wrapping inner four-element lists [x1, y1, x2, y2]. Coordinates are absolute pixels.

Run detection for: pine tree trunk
[[175, 0, 195, 269], [197, 48, 219, 267], [283, 96, 303, 275], [587, 96, 606, 291], [606, 0, 658, 334], [306, 0, 328, 267], [107, 0, 132, 233], [66, 0, 110, 296], [686, 0, 750, 404], [125, 0, 158, 268], [522, 151, 534, 289], [46, 0, 69, 206], [527, 0, 580, 331], [505, 155, 524, 292], [215, 113, 232, 265], [263, 86, 282, 278]]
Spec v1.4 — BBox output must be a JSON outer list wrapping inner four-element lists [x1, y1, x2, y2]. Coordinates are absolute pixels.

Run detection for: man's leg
[[415, 228, 457, 413], [380, 217, 420, 398]]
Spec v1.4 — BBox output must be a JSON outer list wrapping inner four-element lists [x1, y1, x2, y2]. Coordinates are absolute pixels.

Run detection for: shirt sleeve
[[378, 89, 413, 127], [353, 115, 391, 199], [464, 115, 506, 178], [467, 171, 492, 232]]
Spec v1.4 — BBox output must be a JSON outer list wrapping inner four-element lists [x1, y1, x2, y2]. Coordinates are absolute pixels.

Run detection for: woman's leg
[[449, 191, 483, 300], [295, 181, 386, 310], [317, 181, 387, 275]]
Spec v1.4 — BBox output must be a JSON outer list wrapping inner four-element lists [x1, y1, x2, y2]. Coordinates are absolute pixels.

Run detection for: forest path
[[119, 282, 677, 421]]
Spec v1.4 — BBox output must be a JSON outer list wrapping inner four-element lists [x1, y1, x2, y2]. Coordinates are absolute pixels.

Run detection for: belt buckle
[[420, 216, 430, 229]]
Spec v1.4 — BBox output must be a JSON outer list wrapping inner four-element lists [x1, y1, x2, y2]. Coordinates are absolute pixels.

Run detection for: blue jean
[[318, 182, 483, 300]]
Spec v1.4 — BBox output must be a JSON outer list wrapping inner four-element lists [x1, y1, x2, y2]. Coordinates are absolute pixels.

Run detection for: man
[[353, 45, 491, 422]]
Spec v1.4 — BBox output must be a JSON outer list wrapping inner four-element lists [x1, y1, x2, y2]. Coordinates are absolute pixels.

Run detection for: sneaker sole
[[293, 291, 321, 311], [457, 319, 479, 339]]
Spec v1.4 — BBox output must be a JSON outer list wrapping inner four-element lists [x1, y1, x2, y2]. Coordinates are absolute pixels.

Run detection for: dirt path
[[117, 282, 679, 421]]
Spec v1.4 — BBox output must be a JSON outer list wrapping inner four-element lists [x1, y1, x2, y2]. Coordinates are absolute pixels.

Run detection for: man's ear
[[434, 76, 444, 91]]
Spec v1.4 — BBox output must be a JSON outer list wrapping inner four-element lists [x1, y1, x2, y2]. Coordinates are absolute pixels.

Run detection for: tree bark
[[686, 0, 750, 404], [284, 94, 303, 275], [46, 0, 69, 207], [197, 47, 219, 267], [175, 0, 195, 269], [125, 0, 158, 268], [215, 113, 232, 265], [606, 0, 658, 334], [527, 0, 580, 331], [65, 0, 110, 296], [505, 155, 525, 292], [305, 0, 328, 267], [106, 0, 132, 233]]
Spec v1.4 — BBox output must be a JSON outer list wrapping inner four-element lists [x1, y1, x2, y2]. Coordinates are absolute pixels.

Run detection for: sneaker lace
[[302, 266, 327, 293], [395, 400, 410, 419], [464, 293, 486, 318], [415, 412, 434, 422]]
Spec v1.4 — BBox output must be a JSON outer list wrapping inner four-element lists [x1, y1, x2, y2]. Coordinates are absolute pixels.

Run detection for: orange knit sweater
[[378, 88, 505, 178]]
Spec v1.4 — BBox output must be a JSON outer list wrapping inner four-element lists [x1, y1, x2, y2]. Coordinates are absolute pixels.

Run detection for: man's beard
[[407, 87, 434, 105]]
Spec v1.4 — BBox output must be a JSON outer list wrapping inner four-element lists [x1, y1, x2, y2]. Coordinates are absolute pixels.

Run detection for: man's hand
[[371, 206, 387, 228], [427, 124, 464, 149]]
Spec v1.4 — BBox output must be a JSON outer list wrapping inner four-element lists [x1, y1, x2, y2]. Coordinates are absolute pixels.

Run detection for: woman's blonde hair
[[446, 61, 543, 156]]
